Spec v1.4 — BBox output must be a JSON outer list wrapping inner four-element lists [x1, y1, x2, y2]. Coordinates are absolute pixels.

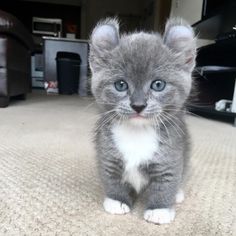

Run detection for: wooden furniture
[[0, 9, 34, 107], [43, 37, 89, 96]]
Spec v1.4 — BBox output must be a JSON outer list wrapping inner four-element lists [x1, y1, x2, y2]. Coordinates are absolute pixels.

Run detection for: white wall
[[170, 0, 214, 46], [170, 0, 203, 25]]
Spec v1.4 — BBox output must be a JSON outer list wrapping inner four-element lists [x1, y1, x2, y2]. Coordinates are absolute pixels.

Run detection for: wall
[[80, 0, 171, 39], [1, 1, 81, 38], [170, 0, 203, 25], [138, 0, 155, 31], [80, 0, 145, 39], [21, 0, 147, 39], [19, 0, 172, 39], [22, 0, 82, 6], [170, 0, 214, 46], [141, 0, 171, 33], [154, 0, 171, 32]]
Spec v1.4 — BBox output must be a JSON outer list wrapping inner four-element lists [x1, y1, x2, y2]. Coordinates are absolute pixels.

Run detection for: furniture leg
[[17, 94, 27, 100], [0, 97, 9, 108]]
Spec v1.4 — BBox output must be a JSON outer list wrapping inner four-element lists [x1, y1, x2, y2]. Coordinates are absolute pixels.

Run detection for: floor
[[0, 92, 235, 235]]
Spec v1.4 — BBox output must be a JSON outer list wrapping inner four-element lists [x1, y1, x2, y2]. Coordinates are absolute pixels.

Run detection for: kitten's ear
[[90, 18, 120, 52], [163, 18, 196, 72], [89, 18, 120, 72]]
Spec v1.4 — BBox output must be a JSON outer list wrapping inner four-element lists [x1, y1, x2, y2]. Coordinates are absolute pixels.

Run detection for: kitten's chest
[[111, 122, 159, 192]]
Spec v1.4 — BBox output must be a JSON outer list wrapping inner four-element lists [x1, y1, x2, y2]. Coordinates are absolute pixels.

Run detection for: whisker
[[94, 112, 117, 134], [153, 115, 172, 146], [81, 101, 96, 112], [162, 111, 184, 125], [161, 112, 184, 136], [96, 101, 117, 105], [87, 108, 117, 120], [158, 114, 173, 144]]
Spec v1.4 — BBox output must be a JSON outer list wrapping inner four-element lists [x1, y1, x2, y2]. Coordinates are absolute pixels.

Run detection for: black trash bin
[[56, 51, 81, 95]]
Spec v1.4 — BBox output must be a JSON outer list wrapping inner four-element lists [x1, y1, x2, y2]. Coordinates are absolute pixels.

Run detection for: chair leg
[[17, 94, 27, 100], [0, 97, 9, 108]]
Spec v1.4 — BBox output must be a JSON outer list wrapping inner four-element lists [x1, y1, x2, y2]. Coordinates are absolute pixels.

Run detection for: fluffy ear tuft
[[90, 18, 120, 51], [163, 18, 196, 72]]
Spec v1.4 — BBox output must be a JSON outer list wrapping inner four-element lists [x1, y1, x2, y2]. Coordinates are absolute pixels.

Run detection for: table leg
[[232, 77, 236, 126]]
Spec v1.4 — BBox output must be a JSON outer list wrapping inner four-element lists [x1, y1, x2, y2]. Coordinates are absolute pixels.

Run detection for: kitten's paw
[[103, 197, 130, 215], [144, 208, 175, 224], [176, 189, 185, 204]]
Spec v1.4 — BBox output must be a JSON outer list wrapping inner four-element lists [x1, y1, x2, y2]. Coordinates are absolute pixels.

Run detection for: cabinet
[[189, 1, 236, 126], [190, 65, 236, 125]]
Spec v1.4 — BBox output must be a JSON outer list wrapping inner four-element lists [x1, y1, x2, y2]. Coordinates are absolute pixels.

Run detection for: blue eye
[[151, 80, 166, 91], [114, 80, 128, 92]]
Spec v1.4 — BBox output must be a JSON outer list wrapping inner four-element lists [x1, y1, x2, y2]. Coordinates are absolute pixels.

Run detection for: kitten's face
[[89, 19, 196, 125]]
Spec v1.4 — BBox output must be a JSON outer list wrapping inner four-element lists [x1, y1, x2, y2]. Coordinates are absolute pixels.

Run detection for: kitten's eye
[[114, 80, 128, 92], [150, 80, 166, 91]]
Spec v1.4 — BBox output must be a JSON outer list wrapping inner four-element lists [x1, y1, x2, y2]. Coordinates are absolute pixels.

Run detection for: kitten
[[89, 18, 196, 224]]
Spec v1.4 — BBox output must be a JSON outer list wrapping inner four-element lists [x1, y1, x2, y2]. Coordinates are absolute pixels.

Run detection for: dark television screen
[[202, 0, 230, 19]]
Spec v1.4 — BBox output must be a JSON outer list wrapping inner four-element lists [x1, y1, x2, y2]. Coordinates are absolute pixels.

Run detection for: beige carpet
[[0, 91, 236, 236]]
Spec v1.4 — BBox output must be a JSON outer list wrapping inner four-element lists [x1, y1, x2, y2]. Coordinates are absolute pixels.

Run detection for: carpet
[[0, 92, 235, 235]]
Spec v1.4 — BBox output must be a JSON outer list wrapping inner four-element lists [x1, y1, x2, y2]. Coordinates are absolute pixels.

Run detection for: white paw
[[144, 208, 175, 224], [176, 189, 185, 204], [103, 197, 130, 215]]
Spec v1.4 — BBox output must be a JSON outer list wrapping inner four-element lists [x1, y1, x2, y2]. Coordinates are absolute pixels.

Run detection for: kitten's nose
[[131, 104, 146, 113]]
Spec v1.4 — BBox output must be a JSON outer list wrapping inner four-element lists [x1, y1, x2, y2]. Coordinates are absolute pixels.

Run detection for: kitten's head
[[89, 18, 196, 126]]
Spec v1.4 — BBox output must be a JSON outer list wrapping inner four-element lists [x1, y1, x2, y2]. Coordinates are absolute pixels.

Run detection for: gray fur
[[89, 18, 196, 210]]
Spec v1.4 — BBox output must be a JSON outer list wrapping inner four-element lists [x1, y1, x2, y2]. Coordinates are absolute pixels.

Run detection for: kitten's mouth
[[127, 113, 150, 126], [130, 114, 146, 119]]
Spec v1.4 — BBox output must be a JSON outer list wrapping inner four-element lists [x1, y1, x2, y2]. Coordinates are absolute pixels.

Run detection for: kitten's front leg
[[144, 176, 179, 224], [103, 196, 130, 215], [103, 181, 134, 215], [99, 160, 134, 215]]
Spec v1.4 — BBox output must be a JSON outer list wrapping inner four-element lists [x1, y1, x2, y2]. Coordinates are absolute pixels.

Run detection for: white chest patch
[[112, 122, 159, 192]]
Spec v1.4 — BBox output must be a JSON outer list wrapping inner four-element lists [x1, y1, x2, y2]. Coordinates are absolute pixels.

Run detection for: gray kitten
[[89, 18, 196, 224]]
